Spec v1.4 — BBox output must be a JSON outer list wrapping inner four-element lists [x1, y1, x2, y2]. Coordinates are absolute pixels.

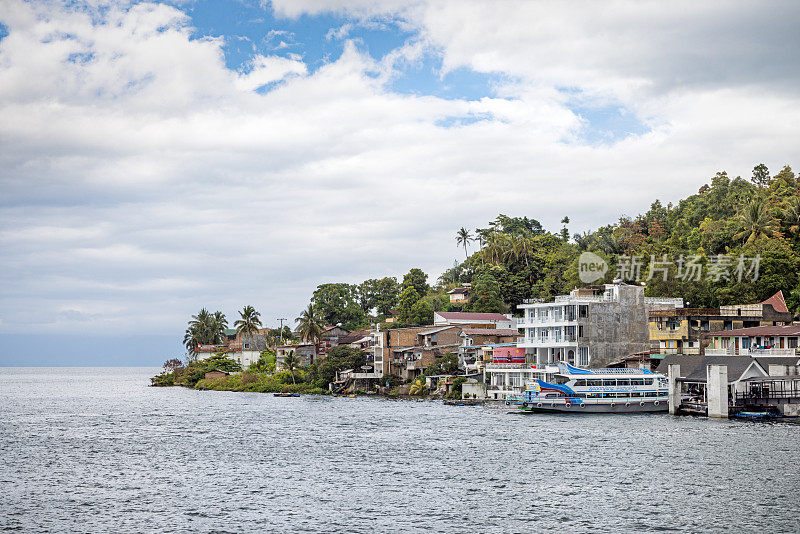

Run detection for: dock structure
[[706, 364, 729, 418], [668, 364, 681, 415]]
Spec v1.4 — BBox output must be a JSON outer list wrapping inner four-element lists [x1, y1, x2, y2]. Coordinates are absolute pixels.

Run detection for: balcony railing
[[705, 348, 797, 356]]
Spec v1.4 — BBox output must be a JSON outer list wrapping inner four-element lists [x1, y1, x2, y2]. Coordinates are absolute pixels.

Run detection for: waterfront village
[[153, 281, 800, 419], [154, 169, 800, 418]]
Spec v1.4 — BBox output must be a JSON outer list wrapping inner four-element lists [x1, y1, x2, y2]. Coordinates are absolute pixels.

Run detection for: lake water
[[1, 367, 798, 533]]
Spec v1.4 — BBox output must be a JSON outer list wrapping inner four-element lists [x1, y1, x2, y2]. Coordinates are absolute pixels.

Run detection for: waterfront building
[[517, 282, 682, 368], [649, 291, 792, 356], [458, 328, 520, 373], [704, 324, 800, 356], [483, 282, 681, 400], [276, 343, 317, 369], [657, 353, 800, 416]]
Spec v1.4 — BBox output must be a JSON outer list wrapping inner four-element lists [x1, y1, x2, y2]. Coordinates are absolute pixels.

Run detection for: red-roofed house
[[434, 311, 515, 329], [705, 324, 800, 357]]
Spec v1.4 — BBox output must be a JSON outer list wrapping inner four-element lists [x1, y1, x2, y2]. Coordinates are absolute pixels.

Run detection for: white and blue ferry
[[514, 362, 669, 413]]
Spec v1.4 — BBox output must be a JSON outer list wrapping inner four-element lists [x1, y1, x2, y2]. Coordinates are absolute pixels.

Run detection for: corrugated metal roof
[[436, 312, 510, 321], [704, 325, 800, 337], [461, 328, 520, 336]]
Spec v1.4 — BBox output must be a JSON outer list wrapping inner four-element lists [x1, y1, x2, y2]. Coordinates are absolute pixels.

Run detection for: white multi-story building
[[483, 282, 683, 399], [517, 282, 682, 368]]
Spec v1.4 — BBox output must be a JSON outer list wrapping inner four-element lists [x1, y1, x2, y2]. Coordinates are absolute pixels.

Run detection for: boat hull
[[518, 401, 667, 414]]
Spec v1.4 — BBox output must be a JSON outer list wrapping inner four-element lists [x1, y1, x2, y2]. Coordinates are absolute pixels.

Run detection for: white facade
[[230, 350, 260, 369]]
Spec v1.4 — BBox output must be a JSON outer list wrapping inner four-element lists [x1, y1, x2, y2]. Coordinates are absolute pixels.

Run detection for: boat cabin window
[[630, 378, 645, 385], [645, 392, 658, 397], [617, 379, 631, 386], [574, 379, 587, 386], [602, 379, 616, 386]]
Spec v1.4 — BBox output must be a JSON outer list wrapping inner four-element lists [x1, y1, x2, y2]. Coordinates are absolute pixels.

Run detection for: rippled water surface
[[1, 368, 798, 533]]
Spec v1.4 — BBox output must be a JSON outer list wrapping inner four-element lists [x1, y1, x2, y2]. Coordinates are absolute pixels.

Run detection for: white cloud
[[1, 0, 799, 339]]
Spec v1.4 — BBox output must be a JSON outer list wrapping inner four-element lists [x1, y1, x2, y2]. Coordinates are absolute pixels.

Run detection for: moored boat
[[514, 362, 669, 413]]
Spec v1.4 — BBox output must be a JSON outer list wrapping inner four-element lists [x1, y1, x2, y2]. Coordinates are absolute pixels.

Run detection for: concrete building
[[433, 311, 516, 330], [649, 291, 792, 355], [517, 282, 683, 368], [276, 343, 317, 369], [458, 328, 520, 372]]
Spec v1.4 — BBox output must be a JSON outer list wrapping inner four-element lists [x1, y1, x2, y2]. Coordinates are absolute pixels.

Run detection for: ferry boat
[[513, 362, 669, 413]]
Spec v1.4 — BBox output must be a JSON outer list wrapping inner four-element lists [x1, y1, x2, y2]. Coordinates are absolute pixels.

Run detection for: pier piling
[[707, 364, 729, 418], [668, 364, 681, 415]]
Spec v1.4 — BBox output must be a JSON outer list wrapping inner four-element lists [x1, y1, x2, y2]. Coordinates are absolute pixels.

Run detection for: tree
[[234, 305, 262, 335], [374, 277, 400, 315], [296, 304, 325, 345], [397, 286, 421, 324], [409, 299, 434, 325], [162, 358, 184, 371], [751, 163, 771, 187], [402, 268, 429, 297], [308, 346, 367, 389], [282, 350, 300, 384], [782, 196, 800, 236], [183, 308, 227, 355], [560, 216, 570, 241], [356, 279, 381, 312], [734, 198, 779, 244], [470, 270, 503, 313], [312, 283, 359, 326], [456, 227, 472, 260]]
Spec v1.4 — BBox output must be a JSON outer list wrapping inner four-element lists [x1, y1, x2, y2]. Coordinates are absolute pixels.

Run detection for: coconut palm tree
[[183, 309, 228, 356], [295, 304, 324, 345], [456, 227, 472, 260], [782, 196, 800, 236], [234, 305, 262, 335], [282, 350, 300, 384], [734, 198, 779, 244]]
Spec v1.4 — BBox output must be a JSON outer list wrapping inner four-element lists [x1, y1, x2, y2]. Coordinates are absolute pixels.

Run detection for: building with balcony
[[517, 282, 683, 368], [649, 291, 792, 355], [704, 324, 800, 357], [370, 325, 463, 380]]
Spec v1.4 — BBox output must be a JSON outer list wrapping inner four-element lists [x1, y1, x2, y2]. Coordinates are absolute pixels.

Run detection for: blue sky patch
[[560, 88, 651, 144]]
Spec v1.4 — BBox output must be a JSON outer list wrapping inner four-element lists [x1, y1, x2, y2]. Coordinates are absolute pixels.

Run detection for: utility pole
[[277, 318, 288, 345]]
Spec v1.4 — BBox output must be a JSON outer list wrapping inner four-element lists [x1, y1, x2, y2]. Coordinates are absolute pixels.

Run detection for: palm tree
[[183, 308, 223, 355], [234, 305, 262, 335], [734, 198, 779, 244], [782, 196, 800, 235], [456, 227, 472, 260], [283, 350, 299, 384], [295, 304, 324, 345]]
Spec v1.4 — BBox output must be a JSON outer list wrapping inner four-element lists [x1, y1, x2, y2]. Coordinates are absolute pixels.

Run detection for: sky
[[1, 0, 800, 365]]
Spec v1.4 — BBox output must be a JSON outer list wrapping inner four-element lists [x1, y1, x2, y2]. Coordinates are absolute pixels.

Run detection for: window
[[742, 337, 751, 349], [789, 337, 798, 349], [574, 379, 587, 386], [602, 379, 616, 386], [579, 347, 589, 366], [579, 305, 588, 318], [721, 338, 730, 349], [617, 379, 631, 386]]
